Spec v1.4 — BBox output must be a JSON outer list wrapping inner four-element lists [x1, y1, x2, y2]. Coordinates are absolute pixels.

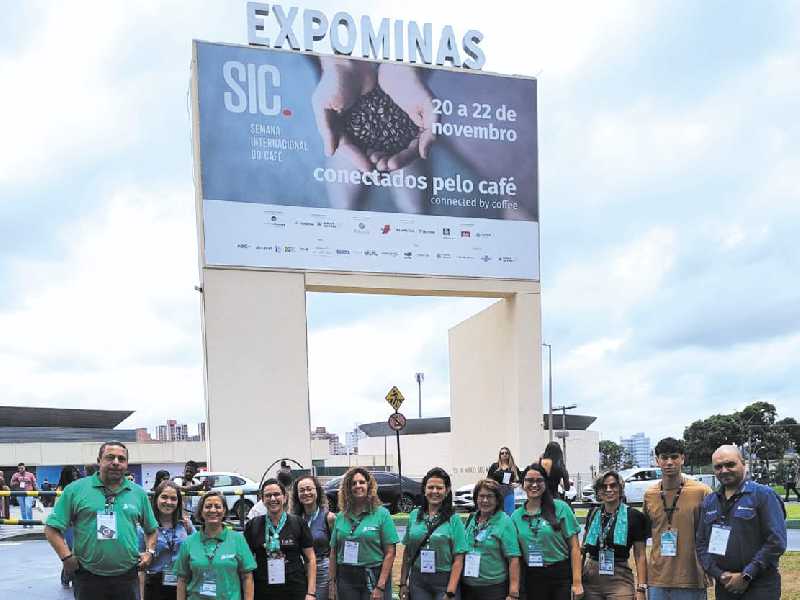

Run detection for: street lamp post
[[543, 344, 553, 442], [415, 372, 424, 418], [554, 403, 577, 463]]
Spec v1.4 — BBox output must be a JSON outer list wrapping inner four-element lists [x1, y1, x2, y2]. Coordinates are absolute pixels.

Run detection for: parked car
[[193, 471, 260, 518], [324, 471, 422, 514], [582, 468, 680, 504], [454, 484, 539, 511]]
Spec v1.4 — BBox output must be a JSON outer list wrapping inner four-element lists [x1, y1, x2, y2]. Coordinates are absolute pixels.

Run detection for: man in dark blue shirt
[[696, 445, 787, 599]]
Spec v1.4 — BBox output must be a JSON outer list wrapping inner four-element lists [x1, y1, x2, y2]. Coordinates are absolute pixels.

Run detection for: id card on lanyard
[[709, 525, 731, 556], [199, 541, 221, 597], [660, 481, 683, 557], [420, 549, 436, 573], [526, 515, 544, 567], [343, 514, 364, 565], [464, 552, 481, 577], [162, 563, 179, 586], [97, 490, 118, 540]]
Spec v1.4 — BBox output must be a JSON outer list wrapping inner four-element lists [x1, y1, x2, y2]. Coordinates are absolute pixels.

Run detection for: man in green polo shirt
[[45, 440, 158, 600]]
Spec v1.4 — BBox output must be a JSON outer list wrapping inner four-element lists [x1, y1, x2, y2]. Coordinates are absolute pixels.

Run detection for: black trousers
[[523, 559, 572, 600], [144, 572, 178, 600], [714, 570, 781, 599], [73, 567, 139, 600], [784, 483, 799, 501], [461, 581, 507, 600]]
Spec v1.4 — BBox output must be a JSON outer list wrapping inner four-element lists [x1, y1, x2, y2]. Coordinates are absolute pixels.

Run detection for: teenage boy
[[643, 437, 712, 600]]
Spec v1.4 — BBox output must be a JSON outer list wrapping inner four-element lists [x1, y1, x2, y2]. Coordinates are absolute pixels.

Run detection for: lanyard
[[346, 512, 367, 537], [660, 481, 683, 528], [204, 540, 222, 567], [101, 487, 120, 513], [598, 510, 617, 549], [468, 514, 492, 549], [305, 508, 320, 527], [265, 512, 288, 552], [717, 491, 742, 524], [161, 526, 178, 553], [523, 512, 542, 540]]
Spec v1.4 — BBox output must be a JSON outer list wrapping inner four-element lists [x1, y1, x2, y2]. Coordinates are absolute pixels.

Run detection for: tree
[[684, 414, 742, 467], [776, 417, 799, 453], [599, 440, 626, 470], [736, 402, 790, 464]]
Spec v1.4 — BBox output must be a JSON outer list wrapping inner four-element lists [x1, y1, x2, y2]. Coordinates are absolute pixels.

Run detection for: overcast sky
[[1, 2, 798, 447]]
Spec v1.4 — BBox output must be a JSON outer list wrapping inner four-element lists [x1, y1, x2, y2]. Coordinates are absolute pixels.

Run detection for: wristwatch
[[742, 573, 753, 583], [145, 548, 156, 557], [445, 593, 456, 598], [636, 584, 648, 592]]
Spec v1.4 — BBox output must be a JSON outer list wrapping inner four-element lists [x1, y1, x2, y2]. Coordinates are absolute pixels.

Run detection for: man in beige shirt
[[643, 437, 712, 600]]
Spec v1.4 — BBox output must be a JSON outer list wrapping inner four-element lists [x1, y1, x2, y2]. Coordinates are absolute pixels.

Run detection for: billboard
[[193, 41, 539, 280]]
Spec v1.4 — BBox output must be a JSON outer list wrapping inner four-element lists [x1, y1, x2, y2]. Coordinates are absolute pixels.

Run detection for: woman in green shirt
[[511, 464, 582, 600], [461, 478, 521, 600], [175, 491, 257, 600], [400, 467, 467, 600], [329, 467, 399, 600]]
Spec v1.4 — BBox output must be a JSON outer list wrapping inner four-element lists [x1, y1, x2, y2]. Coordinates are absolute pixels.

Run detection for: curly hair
[[338, 467, 381, 514], [290, 475, 327, 515]]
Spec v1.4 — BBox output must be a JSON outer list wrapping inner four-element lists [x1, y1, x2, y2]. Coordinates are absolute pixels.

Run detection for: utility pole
[[554, 403, 577, 463], [415, 372, 424, 418], [543, 344, 553, 442]]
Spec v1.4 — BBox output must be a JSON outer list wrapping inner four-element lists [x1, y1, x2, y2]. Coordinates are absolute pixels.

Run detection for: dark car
[[324, 471, 422, 514]]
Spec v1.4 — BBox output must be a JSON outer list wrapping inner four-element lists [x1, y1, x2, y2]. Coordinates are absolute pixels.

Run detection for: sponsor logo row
[[267, 214, 493, 239]]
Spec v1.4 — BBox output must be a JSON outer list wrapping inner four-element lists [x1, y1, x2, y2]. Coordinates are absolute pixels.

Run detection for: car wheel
[[394, 493, 415, 514], [232, 499, 254, 519]]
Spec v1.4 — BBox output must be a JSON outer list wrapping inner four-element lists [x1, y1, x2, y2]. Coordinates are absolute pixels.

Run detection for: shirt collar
[[202, 526, 228, 542], [716, 478, 751, 499], [91, 473, 132, 493]]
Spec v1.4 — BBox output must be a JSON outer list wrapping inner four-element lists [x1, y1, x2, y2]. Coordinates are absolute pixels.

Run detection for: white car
[[455, 481, 576, 511], [580, 468, 708, 504], [193, 471, 260, 518]]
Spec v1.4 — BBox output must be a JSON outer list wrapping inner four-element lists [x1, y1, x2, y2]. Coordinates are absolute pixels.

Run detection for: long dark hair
[[523, 463, 561, 531], [290, 475, 327, 515], [57, 466, 80, 490], [152, 470, 171, 491], [416, 467, 454, 523], [542, 442, 566, 471], [152, 480, 184, 527]]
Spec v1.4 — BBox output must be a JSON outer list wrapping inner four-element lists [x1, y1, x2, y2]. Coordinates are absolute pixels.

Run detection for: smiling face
[[599, 474, 621, 506], [201, 495, 226, 526], [296, 477, 318, 509], [262, 483, 285, 515], [425, 477, 447, 507], [157, 487, 179, 517], [476, 486, 498, 516], [351, 473, 369, 499], [523, 470, 546, 500]]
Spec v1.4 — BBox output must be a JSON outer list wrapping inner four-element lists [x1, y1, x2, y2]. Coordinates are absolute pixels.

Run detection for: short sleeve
[[402, 509, 416, 545], [450, 515, 469, 554], [141, 492, 158, 533], [237, 532, 257, 572], [499, 519, 521, 557], [380, 508, 400, 545], [45, 485, 73, 531], [629, 508, 648, 543], [557, 501, 580, 538], [174, 538, 191, 579]]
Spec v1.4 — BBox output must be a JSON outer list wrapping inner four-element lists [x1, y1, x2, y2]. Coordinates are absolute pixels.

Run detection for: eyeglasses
[[499, 451, 510, 455], [600, 483, 619, 490], [523, 478, 545, 487], [263, 492, 283, 499]]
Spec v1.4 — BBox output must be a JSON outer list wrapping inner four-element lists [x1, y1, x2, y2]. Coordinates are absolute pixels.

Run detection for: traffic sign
[[385, 386, 405, 411], [388, 412, 407, 431]]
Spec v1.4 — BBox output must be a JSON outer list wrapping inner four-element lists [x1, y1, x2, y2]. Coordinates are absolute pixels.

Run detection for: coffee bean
[[343, 87, 420, 155]]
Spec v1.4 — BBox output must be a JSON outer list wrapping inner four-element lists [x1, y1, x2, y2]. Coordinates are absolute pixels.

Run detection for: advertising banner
[[193, 41, 539, 280]]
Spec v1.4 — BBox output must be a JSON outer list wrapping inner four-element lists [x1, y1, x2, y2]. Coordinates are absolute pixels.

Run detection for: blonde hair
[[498, 447, 520, 483], [338, 467, 381, 515]]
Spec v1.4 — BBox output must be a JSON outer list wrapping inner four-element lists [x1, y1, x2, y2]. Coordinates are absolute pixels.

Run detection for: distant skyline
[[1, 2, 798, 448]]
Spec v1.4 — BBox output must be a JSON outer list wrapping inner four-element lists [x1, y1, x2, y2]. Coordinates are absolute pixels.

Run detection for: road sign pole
[[395, 426, 402, 501]]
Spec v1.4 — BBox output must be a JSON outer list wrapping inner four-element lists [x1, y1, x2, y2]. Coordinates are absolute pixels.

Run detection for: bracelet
[[306, 594, 316, 598], [61, 554, 73, 562]]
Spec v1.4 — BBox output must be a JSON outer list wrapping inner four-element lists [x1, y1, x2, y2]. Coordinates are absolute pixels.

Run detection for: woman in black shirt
[[541, 442, 570, 501], [245, 478, 317, 600], [487, 447, 522, 514], [581, 471, 648, 600]]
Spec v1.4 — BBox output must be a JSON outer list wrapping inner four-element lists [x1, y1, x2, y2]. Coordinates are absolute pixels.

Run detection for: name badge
[[502, 472, 512, 485], [96, 512, 117, 540], [420, 549, 436, 573], [19, 481, 27, 490], [268, 557, 286, 584], [464, 552, 481, 577], [709, 524, 731, 556], [527, 542, 544, 567], [199, 571, 217, 597], [162, 571, 179, 586], [660, 530, 678, 557], [343, 540, 360, 565], [599, 549, 615, 576]]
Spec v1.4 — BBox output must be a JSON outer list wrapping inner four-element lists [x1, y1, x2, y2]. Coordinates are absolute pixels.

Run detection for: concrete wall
[[448, 294, 544, 488], [0, 441, 207, 469], [358, 432, 452, 479]]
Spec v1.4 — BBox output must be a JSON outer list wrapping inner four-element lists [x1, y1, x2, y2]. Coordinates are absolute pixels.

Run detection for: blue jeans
[[18, 495, 33, 521], [503, 490, 515, 515], [648, 587, 708, 600]]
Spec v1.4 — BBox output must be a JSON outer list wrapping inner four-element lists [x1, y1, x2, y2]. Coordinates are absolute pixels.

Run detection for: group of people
[[43, 437, 788, 600]]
